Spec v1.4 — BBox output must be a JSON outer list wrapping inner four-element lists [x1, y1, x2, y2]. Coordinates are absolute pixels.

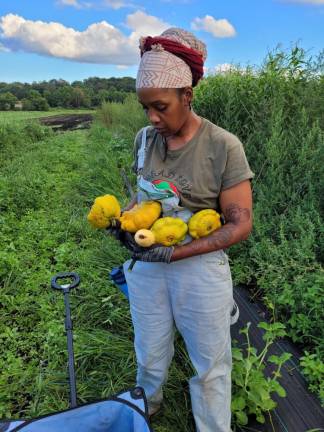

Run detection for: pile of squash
[[87, 194, 222, 247]]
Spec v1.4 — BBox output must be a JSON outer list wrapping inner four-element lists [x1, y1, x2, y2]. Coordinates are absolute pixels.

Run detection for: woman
[[122, 28, 254, 432]]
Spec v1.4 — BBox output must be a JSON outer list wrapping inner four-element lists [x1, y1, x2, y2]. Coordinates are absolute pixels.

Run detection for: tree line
[[0, 77, 136, 111]]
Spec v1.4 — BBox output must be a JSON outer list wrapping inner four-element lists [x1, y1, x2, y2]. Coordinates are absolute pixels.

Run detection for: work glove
[[118, 231, 174, 263], [107, 223, 174, 264], [132, 245, 174, 264], [106, 221, 137, 252]]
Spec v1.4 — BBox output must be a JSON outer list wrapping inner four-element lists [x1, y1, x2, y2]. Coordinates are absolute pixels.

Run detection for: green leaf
[[270, 380, 286, 397], [232, 347, 244, 361], [256, 413, 266, 423], [236, 410, 248, 425], [268, 355, 281, 365], [261, 398, 277, 411], [232, 396, 246, 411], [258, 322, 270, 331]]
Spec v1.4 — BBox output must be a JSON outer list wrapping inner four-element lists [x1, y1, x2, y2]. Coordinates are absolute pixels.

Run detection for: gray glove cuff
[[160, 246, 174, 263]]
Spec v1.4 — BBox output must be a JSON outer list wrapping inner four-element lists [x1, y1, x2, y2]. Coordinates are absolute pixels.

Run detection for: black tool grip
[[51, 272, 80, 291]]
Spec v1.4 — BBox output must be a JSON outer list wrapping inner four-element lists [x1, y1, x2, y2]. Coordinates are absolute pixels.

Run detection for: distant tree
[[5, 82, 30, 100], [22, 90, 49, 111], [21, 98, 34, 111], [71, 80, 83, 88], [0, 76, 136, 109], [33, 96, 49, 111], [98, 89, 111, 103], [55, 86, 74, 107], [0, 92, 18, 110], [70, 87, 91, 108]]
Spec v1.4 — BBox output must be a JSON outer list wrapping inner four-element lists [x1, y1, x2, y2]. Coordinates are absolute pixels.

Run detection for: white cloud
[[56, 0, 90, 8], [281, 0, 324, 4], [57, 0, 137, 9], [102, 0, 129, 9], [59, 0, 80, 5], [204, 63, 235, 75], [214, 63, 235, 73], [126, 10, 170, 37], [0, 42, 10, 52], [125, 10, 170, 48], [191, 15, 236, 38], [206, 63, 252, 76], [0, 12, 169, 65]]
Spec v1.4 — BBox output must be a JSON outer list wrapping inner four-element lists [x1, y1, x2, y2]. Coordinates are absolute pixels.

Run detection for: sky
[[0, 0, 323, 83]]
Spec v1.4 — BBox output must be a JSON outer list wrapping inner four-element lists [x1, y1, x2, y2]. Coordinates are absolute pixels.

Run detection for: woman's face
[[137, 87, 191, 137]]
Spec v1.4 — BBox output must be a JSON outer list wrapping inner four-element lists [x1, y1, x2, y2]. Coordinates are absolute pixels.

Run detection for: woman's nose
[[147, 109, 160, 125]]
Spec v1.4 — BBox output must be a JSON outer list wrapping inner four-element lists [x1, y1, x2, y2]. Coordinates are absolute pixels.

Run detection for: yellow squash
[[134, 229, 156, 247], [151, 217, 188, 246], [87, 194, 121, 229], [119, 201, 161, 233], [188, 209, 221, 239]]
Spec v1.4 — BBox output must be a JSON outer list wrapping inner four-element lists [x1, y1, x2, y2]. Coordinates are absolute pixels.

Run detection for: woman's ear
[[183, 86, 193, 108]]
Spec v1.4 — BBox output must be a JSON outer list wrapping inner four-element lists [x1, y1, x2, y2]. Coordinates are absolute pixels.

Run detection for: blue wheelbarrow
[[0, 272, 152, 432]]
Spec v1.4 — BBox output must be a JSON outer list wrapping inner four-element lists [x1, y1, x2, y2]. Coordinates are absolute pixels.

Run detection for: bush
[[192, 47, 324, 403], [194, 47, 323, 359], [0, 92, 18, 110], [96, 93, 147, 142]]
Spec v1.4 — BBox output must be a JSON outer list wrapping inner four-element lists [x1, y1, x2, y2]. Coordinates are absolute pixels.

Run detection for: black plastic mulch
[[232, 285, 324, 432]]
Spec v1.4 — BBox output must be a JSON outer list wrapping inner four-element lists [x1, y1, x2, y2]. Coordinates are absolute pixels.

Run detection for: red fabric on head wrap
[[141, 36, 204, 87]]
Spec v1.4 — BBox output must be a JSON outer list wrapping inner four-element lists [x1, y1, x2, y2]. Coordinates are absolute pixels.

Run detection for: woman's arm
[[170, 180, 252, 262]]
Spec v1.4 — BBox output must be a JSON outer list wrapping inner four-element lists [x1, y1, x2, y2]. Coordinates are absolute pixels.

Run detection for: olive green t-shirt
[[132, 117, 254, 213]]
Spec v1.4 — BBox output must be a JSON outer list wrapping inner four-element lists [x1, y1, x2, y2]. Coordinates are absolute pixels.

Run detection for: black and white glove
[[107, 223, 138, 252], [132, 245, 174, 263], [107, 224, 174, 263]]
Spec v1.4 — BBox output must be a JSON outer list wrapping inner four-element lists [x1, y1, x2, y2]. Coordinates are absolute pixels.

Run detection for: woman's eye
[[141, 106, 166, 113]]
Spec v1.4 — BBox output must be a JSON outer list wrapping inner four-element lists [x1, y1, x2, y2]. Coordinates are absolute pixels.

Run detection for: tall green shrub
[[194, 47, 324, 360]]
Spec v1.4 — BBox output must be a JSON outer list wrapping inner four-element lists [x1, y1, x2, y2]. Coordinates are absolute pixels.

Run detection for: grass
[[0, 117, 197, 430], [0, 111, 320, 430]]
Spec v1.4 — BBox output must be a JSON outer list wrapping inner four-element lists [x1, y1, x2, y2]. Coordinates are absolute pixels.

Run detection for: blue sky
[[0, 0, 323, 83]]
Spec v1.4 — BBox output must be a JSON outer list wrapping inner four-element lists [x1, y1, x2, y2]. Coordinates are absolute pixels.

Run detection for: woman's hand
[[108, 226, 174, 263], [171, 180, 253, 262], [120, 231, 174, 263], [132, 245, 174, 263]]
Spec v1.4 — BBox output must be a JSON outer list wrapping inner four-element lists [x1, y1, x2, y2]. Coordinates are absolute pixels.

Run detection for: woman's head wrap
[[136, 28, 207, 89]]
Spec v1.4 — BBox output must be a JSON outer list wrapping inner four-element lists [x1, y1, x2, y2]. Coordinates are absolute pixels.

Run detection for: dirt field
[[38, 113, 94, 131]]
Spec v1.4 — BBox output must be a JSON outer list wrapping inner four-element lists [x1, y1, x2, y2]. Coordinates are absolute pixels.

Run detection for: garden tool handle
[[51, 272, 80, 291]]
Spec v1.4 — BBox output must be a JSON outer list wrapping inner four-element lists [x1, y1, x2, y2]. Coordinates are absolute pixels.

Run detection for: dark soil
[[38, 113, 94, 131]]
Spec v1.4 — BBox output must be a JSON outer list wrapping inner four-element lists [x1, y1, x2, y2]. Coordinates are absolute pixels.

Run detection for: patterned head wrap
[[136, 28, 207, 89]]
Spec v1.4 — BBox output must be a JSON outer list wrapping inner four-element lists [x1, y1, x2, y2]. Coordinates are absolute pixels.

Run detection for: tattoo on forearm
[[176, 224, 235, 257], [171, 203, 251, 262], [206, 224, 235, 249], [224, 203, 250, 225]]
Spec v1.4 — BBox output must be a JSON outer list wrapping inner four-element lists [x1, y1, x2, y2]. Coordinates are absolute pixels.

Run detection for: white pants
[[124, 250, 237, 432]]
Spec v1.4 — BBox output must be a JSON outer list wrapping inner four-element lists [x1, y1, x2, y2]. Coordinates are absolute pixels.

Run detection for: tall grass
[[193, 46, 324, 358], [96, 93, 147, 143], [0, 117, 197, 431]]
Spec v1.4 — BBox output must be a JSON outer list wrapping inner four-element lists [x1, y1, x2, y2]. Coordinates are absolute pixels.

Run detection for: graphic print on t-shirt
[[152, 179, 180, 198]]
